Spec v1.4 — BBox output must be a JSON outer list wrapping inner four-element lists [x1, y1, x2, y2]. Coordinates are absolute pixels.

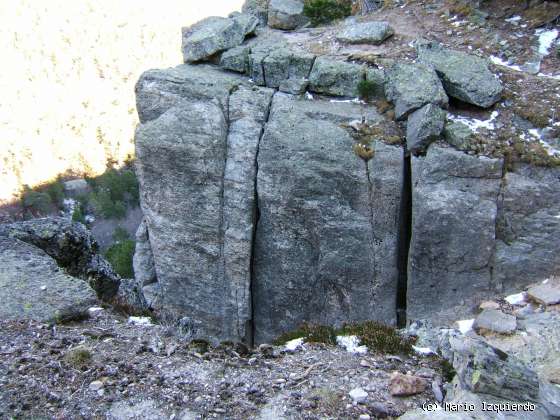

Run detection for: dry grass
[[0, 0, 243, 204]]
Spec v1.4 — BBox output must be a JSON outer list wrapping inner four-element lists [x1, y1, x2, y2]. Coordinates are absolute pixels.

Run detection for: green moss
[[440, 358, 456, 382], [63, 347, 92, 370], [303, 0, 352, 26], [273, 323, 337, 346], [339, 320, 414, 355], [357, 80, 378, 103]]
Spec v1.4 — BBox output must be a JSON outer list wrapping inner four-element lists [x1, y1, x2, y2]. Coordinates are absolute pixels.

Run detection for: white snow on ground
[[536, 28, 559, 56], [521, 130, 560, 156], [448, 111, 499, 132], [329, 98, 365, 105], [451, 20, 468, 27], [128, 316, 153, 326], [285, 337, 304, 352], [305, 91, 314, 100], [336, 335, 368, 355], [505, 15, 521, 24], [490, 55, 523, 72], [456, 319, 474, 334], [412, 345, 436, 355], [537, 72, 560, 80], [505, 292, 526, 305]]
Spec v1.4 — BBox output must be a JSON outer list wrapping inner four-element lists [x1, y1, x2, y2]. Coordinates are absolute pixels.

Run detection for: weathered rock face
[[405, 104, 446, 155], [268, 0, 308, 30], [407, 146, 503, 322], [417, 42, 503, 108], [493, 164, 560, 293], [253, 94, 402, 343], [133, 218, 156, 286], [308, 58, 365, 97], [0, 236, 98, 323]]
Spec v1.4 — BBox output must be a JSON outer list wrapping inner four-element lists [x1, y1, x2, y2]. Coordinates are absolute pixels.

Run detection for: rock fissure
[[364, 158, 378, 296], [396, 152, 412, 328]]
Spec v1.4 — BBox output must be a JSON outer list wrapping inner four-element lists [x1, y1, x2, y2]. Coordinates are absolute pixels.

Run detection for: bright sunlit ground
[[0, 0, 243, 204]]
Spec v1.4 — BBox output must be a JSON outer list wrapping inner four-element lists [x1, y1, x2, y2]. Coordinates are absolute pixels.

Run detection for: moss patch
[[303, 0, 352, 26], [63, 347, 92, 370]]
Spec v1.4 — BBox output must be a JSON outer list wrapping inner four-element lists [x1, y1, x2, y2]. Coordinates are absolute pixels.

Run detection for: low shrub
[[357, 79, 378, 103], [63, 347, 92, 370], [303, 0, 352, 26], [104, 229, 135, 278], [21, 188, 53, 215]]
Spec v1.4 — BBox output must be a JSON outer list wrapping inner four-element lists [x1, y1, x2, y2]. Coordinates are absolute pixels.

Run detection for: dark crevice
[[365, 159, 378, 292], [396, 151, 412, 328], [248, 92, 275, 347]]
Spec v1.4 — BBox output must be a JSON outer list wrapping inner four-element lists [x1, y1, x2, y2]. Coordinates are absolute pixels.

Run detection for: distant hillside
[[0, 0, 243, 204]]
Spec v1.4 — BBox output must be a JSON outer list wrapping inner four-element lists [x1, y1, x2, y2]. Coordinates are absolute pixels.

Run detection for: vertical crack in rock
[[490, 158, 508, 293], [396, 152, 412, 327], [365, 158, 378, 293]]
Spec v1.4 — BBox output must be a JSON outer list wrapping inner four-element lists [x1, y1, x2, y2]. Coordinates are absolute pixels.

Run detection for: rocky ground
[[0, 309, 443, 419]]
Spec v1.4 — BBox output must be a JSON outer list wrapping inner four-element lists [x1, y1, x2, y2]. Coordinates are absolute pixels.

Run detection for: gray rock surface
[[242, 0, 269, 26], [336, 21, 394, 45], [253, 93, 402, 343], [268, 0, 308, 30], [133, 218, 157, 286], [527, 282, 560, 305], [443, 121, 475, 150], [407, 147, 503, 323], [0, 217, 120, 302], [365, 68, 386, 99], [262, 48, 315, 89], [63, 179, 91, 198], [181, 14, 257, 63], [493, 165, 560, 293], [405, 104, 446, 155], [385, 62, 448, 119], [220, 45, 251, 73], [417, 42, 503, 108], [473, 308, 517, 334], [0, 236, 97, 323], [308, 57, 365, 97]]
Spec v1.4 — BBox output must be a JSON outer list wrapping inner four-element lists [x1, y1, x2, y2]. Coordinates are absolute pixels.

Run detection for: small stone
[[479, 300, 500, 310], [473, 309, 517, 334], [389, 372, 426, 396], [527, 283, 560, 306], [349, 387, 368, 404], [89, 380, 104, 391], [258, 343, 274, 358], [359, 414, 371, 420]]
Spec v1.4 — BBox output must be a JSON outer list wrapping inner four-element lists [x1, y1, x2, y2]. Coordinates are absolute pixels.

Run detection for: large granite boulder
[[0, 236, 97, 323], [385, 62, 448, 120], [268, 0, 309, 30], [220, 45, 251, 73], [262, 48, 315, 89], [181, 14, 258, 63], [417, 42, 503, 108], [253, 93, 403, 343], [493, 164, 560, 293], [407, 146, 503, 323], [336, 21, 394, 45], [242, 0, 269, 26], [308, 57, 366, 97]]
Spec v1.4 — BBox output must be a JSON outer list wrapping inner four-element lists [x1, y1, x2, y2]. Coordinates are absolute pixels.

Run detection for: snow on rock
[[128, 316, 153, 326], [336, 335, 368, 355], [447, 111, 499, 132], [490, 55, 523, 72], [505, 292, 526, 305], [536, 28, 559, 56], [305, 91, 314, 100], [456, 319, 474, 334], [412, 345, 436, 356], [329, 98, 365, 105], [505, 16, 522, 24], [284, 337, 304, 352]]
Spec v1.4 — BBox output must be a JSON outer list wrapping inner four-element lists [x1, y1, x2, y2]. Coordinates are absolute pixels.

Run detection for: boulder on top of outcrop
[[385, 62, 448, 120], [181, 14, 258, 63], [308, 57, 365, 97], [493, 164, 560, 293], [268, 0, 309, 30], [253, 93, 402, 343], [242, 0, 269, 26], [220, 45, 251, 73], [336, 21, 394, 45], [0, 236, 97, 323], [473, 308, 517, 334], [407, 146, 503, 324], [405, 104, 446, 155], [528, 282, 560, 306], [417, 41, 503, 108]]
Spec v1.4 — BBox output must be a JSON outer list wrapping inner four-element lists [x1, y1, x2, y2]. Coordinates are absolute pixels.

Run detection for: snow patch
[[128, 316, 153, 326], [456, 319, 474, 334], [285, 337, 304, 352], [505, 292, 526, 305], [536, 28, 559, 56], [305, 91, 314, 100], [336, 335, 368, 355], [448, 111, 499, 132], [505, 15, 521, 24], [490, 55, 523, 72], [412, 345, 436, 356], [329, 98, 365, 105], [537, 72, 560, 80]]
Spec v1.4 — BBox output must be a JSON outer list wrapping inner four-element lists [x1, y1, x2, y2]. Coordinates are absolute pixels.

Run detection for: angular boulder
[[0, 236, 97, 323], [407, 146, 503, 323], [181, 14, 257, 63], [385, 62, 448, 120], [308, 57, 366, 97], [473, 308, 517, 334], [262, 48, 315, 89], [253, 93, 403, 343], [443, 121, 475, 151], [242, 0, 269, 26], [405, 104, 446, 155], [268, 0, 308, 30], [336, 21, 394, 45], [220, 45, 251, 73], [417, 42, 503, 108], [527, 283, 560, 306]]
